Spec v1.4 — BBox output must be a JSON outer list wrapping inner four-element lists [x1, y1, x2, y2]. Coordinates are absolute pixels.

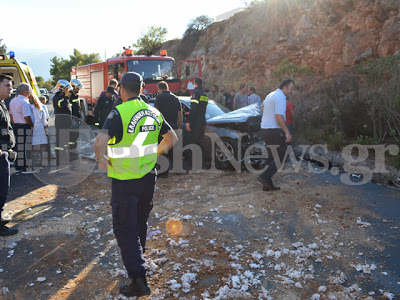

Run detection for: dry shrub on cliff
[[272, 58, 313, 83], [295, 54, 400, 149], [293, 71, 366, 147], [354, 54, 400, 142], [177, 15, 213, 60]]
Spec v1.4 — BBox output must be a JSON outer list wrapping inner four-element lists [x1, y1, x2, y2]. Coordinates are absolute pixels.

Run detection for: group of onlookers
[[8, 83, 50, 173], [194, 82, 294, 134], [190, 82, 264, 111], [0, 75, 50, 235]]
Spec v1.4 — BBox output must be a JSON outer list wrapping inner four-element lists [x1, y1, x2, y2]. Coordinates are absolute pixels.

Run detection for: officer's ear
[[119, 86, 127, 101]]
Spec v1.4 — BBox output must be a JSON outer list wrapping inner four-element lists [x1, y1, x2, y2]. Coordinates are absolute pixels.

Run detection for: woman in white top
[[39, 96, 51, 166], [29, 94, 48, 167]]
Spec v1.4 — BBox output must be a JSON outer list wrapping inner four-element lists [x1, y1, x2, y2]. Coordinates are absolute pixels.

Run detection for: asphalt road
[[1, 161, 399, 299], [1, 103, 399, 298]]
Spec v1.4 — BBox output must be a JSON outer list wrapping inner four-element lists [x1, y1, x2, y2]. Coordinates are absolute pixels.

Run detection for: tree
[[36, 76, 44, 84], [177, 15, 212, 59], [0, 39, 7, 55], [132, 26, 168, 55], [183, 15, 212, 38], [50, 49, 101, 84], [40, 80, 53, 91], [35, 76, 52, 90]]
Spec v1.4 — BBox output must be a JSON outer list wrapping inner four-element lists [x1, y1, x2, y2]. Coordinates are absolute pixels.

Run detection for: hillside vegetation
[[163, 0, 400, 152]]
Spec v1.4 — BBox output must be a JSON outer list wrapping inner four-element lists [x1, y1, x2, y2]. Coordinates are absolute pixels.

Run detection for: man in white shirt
[[258, 79, 294, 191], [9, 83, 34, 172]]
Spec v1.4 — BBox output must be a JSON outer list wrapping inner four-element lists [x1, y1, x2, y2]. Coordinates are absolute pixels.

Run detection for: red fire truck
[[70, 49, 202, 122]]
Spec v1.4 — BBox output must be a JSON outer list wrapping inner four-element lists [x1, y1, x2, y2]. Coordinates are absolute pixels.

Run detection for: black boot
[[0, 225, 18, 236], [257, 176, 280, 191], [263, 177, 280, 191], [0, 218, 10, 226], [120, 276, 151, 297]]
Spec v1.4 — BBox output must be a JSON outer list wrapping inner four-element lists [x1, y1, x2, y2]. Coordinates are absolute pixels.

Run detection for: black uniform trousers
[[191, 123, 206, 161], [259, 129, 288, 181], [69, 116, 80, 162], [0, 152, 10, 219], [12, 124, 31, 172], [191, 123, 206, 146], [55, 115, 72, 166], [111, 172, 155, 279]]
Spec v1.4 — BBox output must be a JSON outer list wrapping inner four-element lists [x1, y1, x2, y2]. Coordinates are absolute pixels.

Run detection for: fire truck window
[[108, 64, 113, 75], [118, 63, 125, 76], [180, 62, 199, 80], [127, 60, 177, 81]]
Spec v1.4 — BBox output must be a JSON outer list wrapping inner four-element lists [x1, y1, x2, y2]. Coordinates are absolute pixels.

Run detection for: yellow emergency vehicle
[[0, 51, 41, 100]]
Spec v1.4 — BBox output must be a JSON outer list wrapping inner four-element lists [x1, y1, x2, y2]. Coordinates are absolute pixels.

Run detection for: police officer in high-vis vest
[[52, 79, 72, 166], [94, 72, 177, 297]]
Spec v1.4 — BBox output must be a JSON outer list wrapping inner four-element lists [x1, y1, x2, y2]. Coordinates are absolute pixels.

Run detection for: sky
[[1, 0, 245, 79]]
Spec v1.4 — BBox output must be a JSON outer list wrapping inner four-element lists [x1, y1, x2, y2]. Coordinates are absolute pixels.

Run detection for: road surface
[[0, 159, 398, 299]]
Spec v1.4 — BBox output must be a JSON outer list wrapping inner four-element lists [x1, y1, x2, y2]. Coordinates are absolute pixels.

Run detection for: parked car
[[39, 88, 49, 103], [49, 89, 56, 102], [178, 97, 265, 169]]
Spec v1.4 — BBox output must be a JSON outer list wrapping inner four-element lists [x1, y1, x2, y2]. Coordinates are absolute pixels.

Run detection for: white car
[[39, 88, 50, 103]]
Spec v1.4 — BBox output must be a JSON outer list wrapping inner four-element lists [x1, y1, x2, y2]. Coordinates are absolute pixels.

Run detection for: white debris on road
[[356, 217, 371, 228]]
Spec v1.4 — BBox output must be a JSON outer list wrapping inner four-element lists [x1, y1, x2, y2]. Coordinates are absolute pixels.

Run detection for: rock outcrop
[[164, 0, 400, 90]]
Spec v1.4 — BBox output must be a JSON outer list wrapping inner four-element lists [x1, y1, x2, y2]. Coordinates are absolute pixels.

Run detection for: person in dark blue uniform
[[0, 74, 18, 236], [94, 86, 116, 128], [52, 80, 72, 167], [94, 72, 177, 297], [69, 79, 83, 162], [186, 77, 208, 166], [154, 81, 183, 177]]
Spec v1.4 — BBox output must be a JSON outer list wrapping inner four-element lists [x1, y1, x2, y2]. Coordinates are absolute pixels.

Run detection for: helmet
[[71, 79, 83, 91], [56, 79, 72, 92]]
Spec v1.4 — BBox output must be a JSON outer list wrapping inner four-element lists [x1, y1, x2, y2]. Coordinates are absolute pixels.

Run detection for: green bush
[[355, 135, 379, 145], [273, 58, 313, 82], [327, 131, 346, 151]]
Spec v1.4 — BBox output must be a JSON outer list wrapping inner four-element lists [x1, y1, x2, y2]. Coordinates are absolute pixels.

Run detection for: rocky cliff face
[[165, 0, 400, 90]]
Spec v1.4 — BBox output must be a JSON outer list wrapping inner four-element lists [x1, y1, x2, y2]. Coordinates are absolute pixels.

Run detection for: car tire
[[246, 143, 268, 170], [215, 137, 239, 169]]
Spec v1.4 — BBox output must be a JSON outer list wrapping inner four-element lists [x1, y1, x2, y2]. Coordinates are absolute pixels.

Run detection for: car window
[[179, 99, 230, 121], [205, 101, 230, 120]]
